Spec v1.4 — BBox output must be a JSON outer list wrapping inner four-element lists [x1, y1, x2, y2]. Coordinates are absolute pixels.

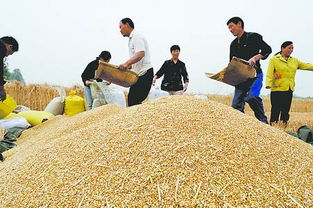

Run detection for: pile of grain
[[0, 96, 312, 207]]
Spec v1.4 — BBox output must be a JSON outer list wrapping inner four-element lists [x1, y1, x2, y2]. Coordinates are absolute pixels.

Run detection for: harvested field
[[208, 94, 313, 113], [4, 82, 313, 114], [286, 112, 313, 132], [0, 96, 312, 207]]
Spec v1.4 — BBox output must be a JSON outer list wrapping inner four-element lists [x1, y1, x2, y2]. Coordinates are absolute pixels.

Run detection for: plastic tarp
[[0, 117, 30, 129]]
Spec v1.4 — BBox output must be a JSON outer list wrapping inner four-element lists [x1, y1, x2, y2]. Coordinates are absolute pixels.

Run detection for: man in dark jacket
[[152, 45, 189, 95], [227, 17, 272, 123], [0, 36, 19, 101], [81, 51, 111, 110]]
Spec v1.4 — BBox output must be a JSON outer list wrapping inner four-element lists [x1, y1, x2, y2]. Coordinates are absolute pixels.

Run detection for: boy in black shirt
[[227, 17, 271, 123]]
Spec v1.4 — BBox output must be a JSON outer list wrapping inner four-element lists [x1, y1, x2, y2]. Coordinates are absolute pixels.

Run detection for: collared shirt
[[155, 59, 189, 91], [266, 53, 313, 91], [128, 30, 152, 76], [230, 32, 272, 73], [0, 41, 7, 85]]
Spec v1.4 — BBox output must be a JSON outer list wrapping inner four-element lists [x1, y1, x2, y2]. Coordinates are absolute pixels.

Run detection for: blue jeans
[[84, 86, 93, 110], [232, 73, 268, 123]]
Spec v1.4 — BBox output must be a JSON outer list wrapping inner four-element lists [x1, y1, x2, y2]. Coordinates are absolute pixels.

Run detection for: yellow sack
[[18, 111, 54, 126], [3, 112, 20, 120], [64, 90, 85, 116], [0, 95, 17, 119]]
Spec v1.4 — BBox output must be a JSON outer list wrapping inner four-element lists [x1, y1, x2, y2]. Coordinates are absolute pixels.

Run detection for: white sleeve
[[133, 36, 146, 53]]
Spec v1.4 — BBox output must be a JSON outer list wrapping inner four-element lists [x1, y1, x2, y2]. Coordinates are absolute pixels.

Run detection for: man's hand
[[0, 85, 7, 101], [85, 80, 93, 86], [274, 72, 282, 79], [118, 63, 129, 71], [152, 75, 157, 86], [119, 51, 144, 71], [103, 80, 111, 85], [248, 54, 263, 68], [183, 82, 189, 92]]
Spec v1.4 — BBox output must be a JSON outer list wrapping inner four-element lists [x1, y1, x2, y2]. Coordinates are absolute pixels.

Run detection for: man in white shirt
[[119, 17, 154, 106]]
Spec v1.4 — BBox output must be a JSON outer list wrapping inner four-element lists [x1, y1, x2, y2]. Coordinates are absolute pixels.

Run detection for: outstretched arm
[[297, 59, 313, 71], [119, 51, 145, 71]]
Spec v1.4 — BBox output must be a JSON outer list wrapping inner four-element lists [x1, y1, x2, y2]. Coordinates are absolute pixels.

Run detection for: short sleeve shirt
[[128, 30, 152, 76]]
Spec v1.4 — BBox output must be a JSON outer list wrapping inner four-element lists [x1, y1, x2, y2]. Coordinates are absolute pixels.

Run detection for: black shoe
[[0, 153, 4, 162]]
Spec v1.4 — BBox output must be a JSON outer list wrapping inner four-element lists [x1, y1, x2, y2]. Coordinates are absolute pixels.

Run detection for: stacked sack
[[0, 95, 30, 129], [45, 87, 66, 116], [45, 88, 86, 117], [64, 90, 86, 116], [17, 111, 54, 126], [0, 95, 17, 119]]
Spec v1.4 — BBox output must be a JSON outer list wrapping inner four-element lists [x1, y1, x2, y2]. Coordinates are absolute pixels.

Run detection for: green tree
[[3, 58, 25, 84], [3, 58, 10, 80], [9, 68, 25, 84]]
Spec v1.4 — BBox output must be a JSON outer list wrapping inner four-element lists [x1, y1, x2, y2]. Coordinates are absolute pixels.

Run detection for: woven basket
[[206, 57, 256, 86], [95, 61, 138, 87]]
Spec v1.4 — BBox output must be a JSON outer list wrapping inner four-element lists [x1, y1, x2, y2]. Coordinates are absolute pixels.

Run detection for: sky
[[2, 0, 313, 97]]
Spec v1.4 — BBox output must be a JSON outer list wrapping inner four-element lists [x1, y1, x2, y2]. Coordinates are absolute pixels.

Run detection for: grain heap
[[0, 96, 312, 207]]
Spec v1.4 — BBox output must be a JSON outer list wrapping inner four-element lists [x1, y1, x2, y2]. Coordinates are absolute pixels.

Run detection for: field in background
[[4, 82, 84, 111], [4, 82, 313, 132], [208, 94, 313, 113]]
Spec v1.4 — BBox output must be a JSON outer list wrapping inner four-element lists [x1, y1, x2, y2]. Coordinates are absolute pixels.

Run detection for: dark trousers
[[0, 127, 24, 154], [128, 68, 153, 106], [270, 89, 293, 123], [232, 73, 268, 123]]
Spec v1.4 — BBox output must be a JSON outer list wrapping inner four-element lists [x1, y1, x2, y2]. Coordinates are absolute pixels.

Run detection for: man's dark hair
[[170, 45, 180, 52], [121, 18, 134, 29], [98, 51, 111, 61], [0, 36, 19, 52], [227, 17, 244, 29]]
